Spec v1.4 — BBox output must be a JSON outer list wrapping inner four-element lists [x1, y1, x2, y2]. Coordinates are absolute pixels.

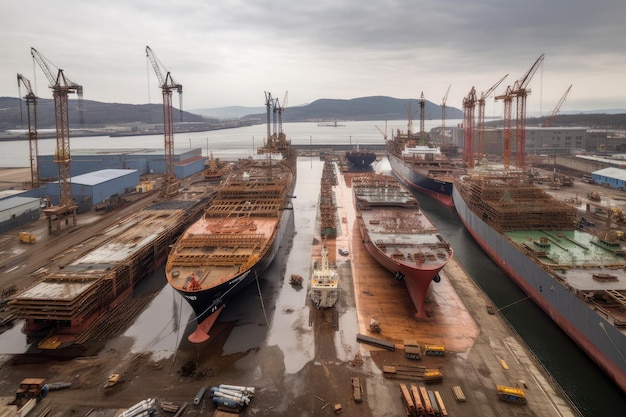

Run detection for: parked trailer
[[410, 384, 425, 415], [424, 344, 445, 356], [496, 385, 527, 405], [434, 391, 448, 417], [419, 385, 434, 416], [428, 391, 441, 416], [399, 384, 415, 416], [404, 340, 422, 360]]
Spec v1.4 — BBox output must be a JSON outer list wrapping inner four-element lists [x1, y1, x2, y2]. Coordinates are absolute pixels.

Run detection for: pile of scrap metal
[[210, 384, 255, 413], [118, 398, 157, 417]]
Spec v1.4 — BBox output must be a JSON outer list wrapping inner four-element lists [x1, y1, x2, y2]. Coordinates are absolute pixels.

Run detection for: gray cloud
[[2, 0, 625, 113]]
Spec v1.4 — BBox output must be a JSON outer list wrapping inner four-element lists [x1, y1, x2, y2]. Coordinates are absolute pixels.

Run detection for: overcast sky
[[2, 0, 625, 115]]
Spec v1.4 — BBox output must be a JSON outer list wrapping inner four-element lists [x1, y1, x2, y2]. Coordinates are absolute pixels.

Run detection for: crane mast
[[477, 74, 508, 162], [418, 92, 426, 145], [462, 87, 477, 168], [31, 47, 81, 231], [17, 73, 40, 188], [146, 46, 183, 197], [544, 84, 572, 127], [511, 53, 545, 168], [495, 85, 514, 170], [441, 84, 451, 141]]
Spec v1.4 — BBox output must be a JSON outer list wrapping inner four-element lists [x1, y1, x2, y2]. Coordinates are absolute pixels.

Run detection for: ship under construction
[[8, 192, 210, 349]]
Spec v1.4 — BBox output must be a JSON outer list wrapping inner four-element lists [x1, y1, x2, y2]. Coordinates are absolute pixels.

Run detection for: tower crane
[[511, 53, 545, 169], [543, 84, 572, 127], [17, 73, 40, 188], [146, 46, 183, 197], [418, 92, 426, 145], [277, 91, 288, 135], [31, 47, 81, 232], [477, 74, 508, 161], [462, 87, 477, 168], [495, 85, 515, 170], [440, 84, 451, 141]]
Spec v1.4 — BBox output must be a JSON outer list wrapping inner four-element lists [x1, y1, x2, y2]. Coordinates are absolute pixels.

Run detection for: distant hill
[[0, 97, 212, 131], [191, 106, 266, 119], [241, 96, 464, 122]]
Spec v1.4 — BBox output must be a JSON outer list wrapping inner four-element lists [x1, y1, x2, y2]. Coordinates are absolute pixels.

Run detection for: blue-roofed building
[[591, 167, 626, 191], [38, 148, 206, 179], [45, 169, 140, 211]]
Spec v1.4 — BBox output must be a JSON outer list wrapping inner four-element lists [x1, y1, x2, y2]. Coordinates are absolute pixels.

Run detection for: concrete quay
[[333, 170, 579, 417]]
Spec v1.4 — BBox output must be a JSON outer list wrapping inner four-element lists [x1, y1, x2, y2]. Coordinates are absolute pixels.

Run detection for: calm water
[[1, 120, 624, 415]]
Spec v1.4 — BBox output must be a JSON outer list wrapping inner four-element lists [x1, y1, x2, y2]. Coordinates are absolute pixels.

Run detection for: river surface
[[1, 120, 625, 416]]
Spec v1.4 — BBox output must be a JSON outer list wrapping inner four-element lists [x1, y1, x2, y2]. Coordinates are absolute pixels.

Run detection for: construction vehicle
[[368, 318, 381, 333], [496, 384, 527, 404], [424, 344, 445, 356], [19, 232, 36, 244], [404, 340, 422, 360], [11, 378, 48, 406]]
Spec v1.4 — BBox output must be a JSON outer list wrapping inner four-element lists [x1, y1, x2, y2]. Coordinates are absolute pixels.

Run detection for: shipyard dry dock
[[0, 163, 582, 417], [333, 171, 578, 417]]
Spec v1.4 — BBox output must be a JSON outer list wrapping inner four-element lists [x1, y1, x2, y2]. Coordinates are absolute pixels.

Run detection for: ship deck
[[507, 229, 626, 291], [167, 215, 278, 290]]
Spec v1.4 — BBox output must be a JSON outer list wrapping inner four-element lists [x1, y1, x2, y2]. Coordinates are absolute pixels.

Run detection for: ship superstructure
[[310, 245, 339, 308], [352, 174, 452, 318]]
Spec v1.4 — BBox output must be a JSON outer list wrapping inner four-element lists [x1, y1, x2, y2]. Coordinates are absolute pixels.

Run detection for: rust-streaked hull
[[353, 174, 452, 318]]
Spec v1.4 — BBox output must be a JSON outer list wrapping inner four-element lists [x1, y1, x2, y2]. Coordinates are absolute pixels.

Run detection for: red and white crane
[[146, 46, 183, 197]]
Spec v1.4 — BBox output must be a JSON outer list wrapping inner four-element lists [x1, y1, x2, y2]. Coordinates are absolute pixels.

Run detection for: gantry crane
[[477, 74, 508, 162], [462, 87, 477, 168], [440, 84, 451, 141], [146, 46, 183, 197], [543, 84, 573, 127], [31, 47, 81, 232], [17, 73, 40, 188]]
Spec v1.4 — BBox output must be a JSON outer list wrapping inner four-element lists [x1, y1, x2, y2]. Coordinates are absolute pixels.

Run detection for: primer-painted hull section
[[453, 185, 626, 393]]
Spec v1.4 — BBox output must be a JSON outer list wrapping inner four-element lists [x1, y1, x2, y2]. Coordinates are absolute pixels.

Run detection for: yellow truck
[[19, 232, 36, 244], [424, 344, 445, 356], [496, 385, 527, 404]]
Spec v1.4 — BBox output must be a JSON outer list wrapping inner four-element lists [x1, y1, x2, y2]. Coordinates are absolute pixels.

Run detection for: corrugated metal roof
[[593, 167, 626, 181], [71, 169, 138, 186], [0, 196, 41, 211]]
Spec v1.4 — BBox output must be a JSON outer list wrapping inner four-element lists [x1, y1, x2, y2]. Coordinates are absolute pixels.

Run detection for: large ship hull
[[388, 153, 454, 206], [353, 174, 452, 318], [453, 184, 626, 393], [346, 150, 376, 169]]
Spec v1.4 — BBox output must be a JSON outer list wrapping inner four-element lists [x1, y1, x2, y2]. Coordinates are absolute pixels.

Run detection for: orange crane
[[462, 87, 477, 168], [277, 91, 288, 135], [17, 73, 40, 188], [511, 53, 545, 169], [440, 84, 451, 141], [477, 74, 508, 162], [495, 85, 515, 170], [31, 47, 81, 231], [543, 84, 573, 127], [146, 46, 183, 197]]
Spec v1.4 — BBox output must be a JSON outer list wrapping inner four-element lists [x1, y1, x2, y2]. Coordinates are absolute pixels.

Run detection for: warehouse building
[[591, 167, 626, 191], [45, 169, 140, 212], [0, 196, 42, 234], [38, 148, 206, 180]]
